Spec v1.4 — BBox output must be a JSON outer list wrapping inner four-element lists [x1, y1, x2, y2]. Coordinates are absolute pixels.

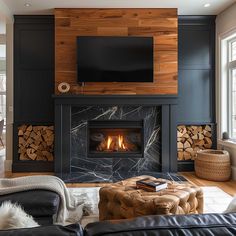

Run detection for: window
[[227, 37, 236, 139]]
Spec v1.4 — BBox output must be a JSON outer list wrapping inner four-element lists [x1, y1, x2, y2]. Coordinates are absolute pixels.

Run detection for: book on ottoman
[[136, 178, 168, 192]]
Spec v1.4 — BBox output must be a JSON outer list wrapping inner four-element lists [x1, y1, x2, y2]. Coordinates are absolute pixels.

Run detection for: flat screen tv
[[77, 36, 153, 83]]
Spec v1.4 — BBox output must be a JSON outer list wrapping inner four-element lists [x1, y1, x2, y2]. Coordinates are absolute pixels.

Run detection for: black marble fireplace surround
[[54, 95, 178, 182]]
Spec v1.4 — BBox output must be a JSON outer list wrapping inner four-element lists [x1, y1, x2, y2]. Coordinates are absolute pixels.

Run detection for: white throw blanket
[[0, 175, 87, 224]]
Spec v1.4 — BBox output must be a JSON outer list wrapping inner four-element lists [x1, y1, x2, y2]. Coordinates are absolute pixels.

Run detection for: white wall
[[5, 21, 13, 171], [0, 0, 13, 171], [216, 3, 236, 35], [216, 3, 236, 180]]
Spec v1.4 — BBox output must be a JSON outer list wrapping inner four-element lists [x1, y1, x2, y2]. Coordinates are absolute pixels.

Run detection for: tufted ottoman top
[[99, 175, 203, 220]]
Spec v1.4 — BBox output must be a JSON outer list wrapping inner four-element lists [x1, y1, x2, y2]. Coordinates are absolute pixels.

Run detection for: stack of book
[[136, 178, 168, 192]]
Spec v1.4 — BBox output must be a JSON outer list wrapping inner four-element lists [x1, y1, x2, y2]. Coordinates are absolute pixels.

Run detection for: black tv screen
[[77, 36, 153, 83]]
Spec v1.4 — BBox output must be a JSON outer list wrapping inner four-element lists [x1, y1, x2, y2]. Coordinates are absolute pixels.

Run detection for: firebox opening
[[87, 120, 144, 158]]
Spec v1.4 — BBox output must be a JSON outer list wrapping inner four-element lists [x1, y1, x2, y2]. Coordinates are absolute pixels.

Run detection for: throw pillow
[[0, 201, 39, 230]]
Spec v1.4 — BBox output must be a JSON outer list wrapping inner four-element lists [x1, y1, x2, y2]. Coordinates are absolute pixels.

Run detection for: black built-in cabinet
[[178, 16, 216, 171], [13, 16, 55, 171]]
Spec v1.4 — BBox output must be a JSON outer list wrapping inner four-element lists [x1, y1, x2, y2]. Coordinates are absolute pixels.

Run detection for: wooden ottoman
[[99, 176, 203, 220]]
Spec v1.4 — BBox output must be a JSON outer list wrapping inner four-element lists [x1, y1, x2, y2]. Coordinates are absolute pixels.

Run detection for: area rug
[[69, 186, 233, 226], [201, 186, 233, 213]]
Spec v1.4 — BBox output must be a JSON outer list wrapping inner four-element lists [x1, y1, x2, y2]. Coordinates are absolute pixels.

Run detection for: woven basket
[[195, 149, 231, 181]]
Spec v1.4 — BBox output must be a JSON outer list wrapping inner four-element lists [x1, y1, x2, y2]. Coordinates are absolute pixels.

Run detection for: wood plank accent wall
[[55, 8, 178, 95]]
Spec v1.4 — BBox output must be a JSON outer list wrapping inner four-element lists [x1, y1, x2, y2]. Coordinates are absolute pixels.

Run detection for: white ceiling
[[1, 0, 236, 15]]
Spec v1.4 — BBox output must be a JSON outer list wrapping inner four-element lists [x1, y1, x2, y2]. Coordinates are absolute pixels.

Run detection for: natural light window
[[231, 68, 236, 138], [227, 37, 236, 139], [231, 40, 236, 61]]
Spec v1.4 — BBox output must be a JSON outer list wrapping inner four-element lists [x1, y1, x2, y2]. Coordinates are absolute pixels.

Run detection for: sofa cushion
[[0, 190, 60, 217], [0, 224, 83, 236], [84, 213, 236, 236]]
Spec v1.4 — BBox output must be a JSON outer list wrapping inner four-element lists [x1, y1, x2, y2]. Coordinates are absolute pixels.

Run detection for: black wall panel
[[14, 16, 54, 123], [13, 16, 54, 172], [178, 16, 215, 124], [14, 70, 54, 122], [178, 69, 212, 123], [179, 28, 211, 69], [178, 16, 216, 171]]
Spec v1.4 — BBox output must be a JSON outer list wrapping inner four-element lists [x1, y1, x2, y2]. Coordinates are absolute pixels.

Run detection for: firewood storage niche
[[18, 125, 54, 161]]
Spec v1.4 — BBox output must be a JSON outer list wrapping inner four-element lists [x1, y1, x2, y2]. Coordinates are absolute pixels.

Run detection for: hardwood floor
[[2, 170, 236, 195], [181, 172, 236, 196], [4, 171, 54, 178]]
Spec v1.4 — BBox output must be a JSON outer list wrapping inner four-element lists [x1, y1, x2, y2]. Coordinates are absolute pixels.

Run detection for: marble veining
[[67, 106, 161, 182]]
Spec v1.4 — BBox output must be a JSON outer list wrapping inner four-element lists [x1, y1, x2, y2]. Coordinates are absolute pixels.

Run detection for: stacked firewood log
[[18, 125, 54, 161], [177, 125, 212, 161]]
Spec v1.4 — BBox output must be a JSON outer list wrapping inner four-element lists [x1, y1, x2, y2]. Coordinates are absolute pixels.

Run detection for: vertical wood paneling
[[55, 8, 178, 95]]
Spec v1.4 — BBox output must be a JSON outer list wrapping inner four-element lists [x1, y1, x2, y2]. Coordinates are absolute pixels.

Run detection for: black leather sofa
[[1, 190, 236, 235], [0, 190, 60, 225], [0, 224, 83, 236], [1, 213, 236, 236], [84, 213, 236, 236], [0, 189, 84, 235]]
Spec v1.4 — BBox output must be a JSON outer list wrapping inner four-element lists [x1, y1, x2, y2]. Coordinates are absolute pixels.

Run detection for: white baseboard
[[231, 166, 236, 180], [4, 159, 12, 172]]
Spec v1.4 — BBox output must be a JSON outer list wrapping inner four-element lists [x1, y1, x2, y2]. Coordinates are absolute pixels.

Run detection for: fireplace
[[54, 95, 178, 182], [88, 120, 143, 158]]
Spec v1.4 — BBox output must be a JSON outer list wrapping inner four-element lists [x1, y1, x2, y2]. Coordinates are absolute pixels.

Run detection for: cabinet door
[[14, 16, 55, 123], [178, 17, 215, 124], [178, 69, 213, 123]]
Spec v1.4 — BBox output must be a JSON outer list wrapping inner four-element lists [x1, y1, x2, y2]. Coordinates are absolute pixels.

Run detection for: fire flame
[[107, 136, 113, 150], [119, 135, 127, 150], [106, 135, 127, 150], [118, 135, 123, 148]]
